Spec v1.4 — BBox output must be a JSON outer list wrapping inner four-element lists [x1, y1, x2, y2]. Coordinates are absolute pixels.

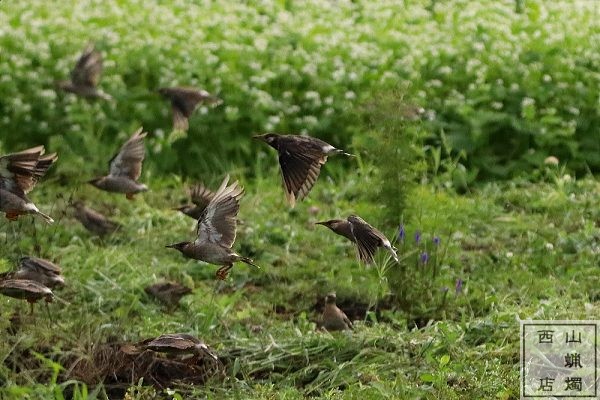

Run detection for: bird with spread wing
[[159, 86, 222, 131], [88, 128, 148, 199], [0, 146, 57, 223], [253, 133, 352, 207], [57, 43, 112, 101], [166, 176, 258, 280], [316, 215, 398, 265]]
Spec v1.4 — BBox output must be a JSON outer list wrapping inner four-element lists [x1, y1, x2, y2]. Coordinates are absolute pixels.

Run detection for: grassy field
[[0, 167, 598, 399]]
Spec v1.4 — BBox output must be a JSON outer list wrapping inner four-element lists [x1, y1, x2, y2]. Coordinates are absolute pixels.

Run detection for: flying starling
[[2, 257, 65, 289], [173, 183, 216, 220], [57, 43, 112, 101], [0, 146, 57, 223], [71, 201, 121, 236], [166, 176, 259, 280], [144, 281, 193, 307], [88, 128, 148, 199], [159, 87, 222, 131], [253, 133, 352, 206], [145, 333, 218, 360], [316, 215, 399, 265], [0, 279, 53, 314], [320, 293, 353, 331]]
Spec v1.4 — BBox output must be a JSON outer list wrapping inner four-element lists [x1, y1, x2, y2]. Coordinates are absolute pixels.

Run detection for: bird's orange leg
[[216, 265, 232, 280]]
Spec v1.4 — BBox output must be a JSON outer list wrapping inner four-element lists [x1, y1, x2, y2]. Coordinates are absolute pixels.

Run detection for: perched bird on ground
[[320, 293, 353, 331], [71, 201, 121, 236], [173, 183, 216, 220], [144, 281, 193, 307], [166, 176, 259, 280], [159, 87, 222, 131], [0, 146, 57, 223], [316, 215, 398, 264], [253, 133, 352, 206], [0, 257, 64, 289], [56, 43, 112, 101], [0, 279, 53, 314], [145, 333, 218, 360], [88, 128, 148, 199]]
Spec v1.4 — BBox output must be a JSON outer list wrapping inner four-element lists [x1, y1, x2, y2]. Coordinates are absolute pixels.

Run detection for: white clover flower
[[510, 83, 520, 92], [521, 97, 535, 107], [268, 115, 281, 125], [324, 96, 333, 105], [439, 66, 452, 75], [473, 42, 485, 52], [544, 243, 554, 251], [344, 91, 356, 100], [324, 107, 334, 116], [506, 252, 514, 258], [543, 74, 552, 82], [155, 129, 164, 139], [491, 102, 503, 110]]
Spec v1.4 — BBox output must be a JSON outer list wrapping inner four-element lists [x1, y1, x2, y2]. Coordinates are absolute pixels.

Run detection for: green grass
[[0, 167, 598, 399]]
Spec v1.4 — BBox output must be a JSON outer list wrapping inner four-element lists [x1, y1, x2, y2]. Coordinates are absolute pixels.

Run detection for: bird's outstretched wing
[[277, 142, 327, 206], [71, 44, 103, 88], [108, 128, 146, 180], [159, 87, 221, 131], [188, 184, 216, 211], [195, 176, 244, 248], [348, 215, 388, 265], [0, 146, 57, 196]]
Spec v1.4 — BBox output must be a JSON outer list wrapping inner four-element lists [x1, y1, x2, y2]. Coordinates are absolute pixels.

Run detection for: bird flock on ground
[[0, 43, 400, 350]]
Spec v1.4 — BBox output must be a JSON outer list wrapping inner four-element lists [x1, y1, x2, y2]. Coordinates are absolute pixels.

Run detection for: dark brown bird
[[253, 133, 352, 206], [0, 146, 57, 223], [71, 201, 121, 236], [316, 215, 398, 264], [0, 279, 53, 314], [320, 293, 353, 331], [166, 176, 259, 280], [1, 257, 65, 289], [144, 281, 193, 307], [159, 87, 222, 131], [88, 128, 148, 199], [174, 183, 216, 220], [57, 43, 112, 101], [145, 333, 218, 360]]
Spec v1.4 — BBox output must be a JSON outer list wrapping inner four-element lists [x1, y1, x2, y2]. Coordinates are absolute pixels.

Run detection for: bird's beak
[[165, 244, 177, 249], [315, 221, 327, 226], [252, 134, 265, 140]]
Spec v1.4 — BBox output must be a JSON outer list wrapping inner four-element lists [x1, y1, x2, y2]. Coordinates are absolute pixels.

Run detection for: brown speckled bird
[[88, 128, 148, 199], [166, 176, 259, 280], [71, 201, 121, 236], [253, 133, 352, 206], [145, 333, 218, 360], [1, 257, 64, 289], [159, 87, 222, 131], [174, 183, 216, 220], [0, 279, 53, 314], [0, 146, 57, 223], [57, 43, 112, 101], [145, 281, 193, 307], [316, 215, 398, 265], [320, 293, 353, 331]]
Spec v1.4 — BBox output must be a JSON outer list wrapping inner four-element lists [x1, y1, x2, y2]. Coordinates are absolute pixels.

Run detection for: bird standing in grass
[[166, 176, 259, 280], [145, 333, 218, 360], [159, 87, 222, 132], [316, 215, 398, 264], [71, 201, 121, 236], [1, 257, 64, 289], [173, 183, 216, 220], [253, 133, 352, 206], [0, 146, 57, 223], [320, 293, 353, 331], [0, 279, 53, 314], [57, 43, 112, 101], [88, 128, 148, 199], [145, 281, 193, 308]]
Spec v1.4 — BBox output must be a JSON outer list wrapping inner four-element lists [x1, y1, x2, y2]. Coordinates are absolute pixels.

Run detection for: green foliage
[[1, 0, 598, 179]]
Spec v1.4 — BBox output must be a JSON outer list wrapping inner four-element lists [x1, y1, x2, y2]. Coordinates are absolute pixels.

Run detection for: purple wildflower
[[455, 278, 463, 294], [420, 252, 429, 264], [433, 236, 441, 246], [414, 230, 421, 244], [397, 224, 405, 242]]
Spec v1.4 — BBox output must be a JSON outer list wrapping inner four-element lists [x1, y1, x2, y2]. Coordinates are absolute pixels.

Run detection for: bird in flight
[[159, 86, 222, 131], [57, 43, 112, 101]]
